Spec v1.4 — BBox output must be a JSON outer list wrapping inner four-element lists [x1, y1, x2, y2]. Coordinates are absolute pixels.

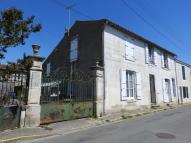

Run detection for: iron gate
[[40, 75, 95, 124], [0, 69, 29, 131]]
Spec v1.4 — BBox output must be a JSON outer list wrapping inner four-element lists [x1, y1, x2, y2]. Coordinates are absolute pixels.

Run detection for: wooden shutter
[[125, 45, 134, 61], [161, 53, 165, 68], [120, 70, 127, 101], [170, 79, 175, 101], [145, 44, 149, 64], [136, 72, 142, 100], [162, 79, 169, 103], [154, 49, 158, 66]]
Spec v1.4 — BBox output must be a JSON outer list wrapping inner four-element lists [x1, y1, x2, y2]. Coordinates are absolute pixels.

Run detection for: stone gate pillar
[[91, 61, 104, 117], [25, 45, 44, 127]]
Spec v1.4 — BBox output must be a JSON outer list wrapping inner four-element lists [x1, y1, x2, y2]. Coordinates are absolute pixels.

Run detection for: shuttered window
[[120, 70, 142, 100], [161, 53, 169, 69], [125, 38, 135, 61], [145, 45, 157, 65], [126, 71, 136, 98]]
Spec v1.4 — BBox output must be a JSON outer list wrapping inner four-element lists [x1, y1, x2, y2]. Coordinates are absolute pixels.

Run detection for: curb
[[0, 135, 45, 143]]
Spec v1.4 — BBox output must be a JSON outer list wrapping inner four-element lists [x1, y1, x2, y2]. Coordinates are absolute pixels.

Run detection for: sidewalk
[[0, 104, 182, 143]]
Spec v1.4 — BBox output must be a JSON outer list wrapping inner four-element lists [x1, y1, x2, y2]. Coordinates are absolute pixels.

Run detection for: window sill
[[147, 63, 157, 67], [125, 57, 136, 62], [126, 98, 136, 103], [162, 67, 169, 71]]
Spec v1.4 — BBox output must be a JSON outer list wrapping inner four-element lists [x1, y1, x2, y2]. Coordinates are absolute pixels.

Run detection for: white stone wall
[[176, 61, 191, 103], [103, 25, 177, 113]]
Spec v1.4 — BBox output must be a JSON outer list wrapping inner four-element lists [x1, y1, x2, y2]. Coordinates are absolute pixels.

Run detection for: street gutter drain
[[155, 132, 176, 139]]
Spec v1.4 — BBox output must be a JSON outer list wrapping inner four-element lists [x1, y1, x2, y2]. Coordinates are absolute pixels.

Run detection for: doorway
[[149, 74, 156, 104]]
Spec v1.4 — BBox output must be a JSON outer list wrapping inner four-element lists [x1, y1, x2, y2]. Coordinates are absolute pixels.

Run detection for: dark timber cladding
[[43, 19, 176, 75], [43, 20, 104, 75]]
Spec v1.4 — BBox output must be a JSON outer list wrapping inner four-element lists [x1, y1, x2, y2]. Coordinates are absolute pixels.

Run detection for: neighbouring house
[[175, 60, 191, 104], [43, 19, 190, 116]]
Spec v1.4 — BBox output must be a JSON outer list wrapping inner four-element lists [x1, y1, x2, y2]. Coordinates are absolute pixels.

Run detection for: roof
[[176, 59, 191, 67], [76, 19, 176, 56]]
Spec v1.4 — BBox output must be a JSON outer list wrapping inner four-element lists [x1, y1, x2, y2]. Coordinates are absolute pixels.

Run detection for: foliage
[[0, 7, 41, 59]]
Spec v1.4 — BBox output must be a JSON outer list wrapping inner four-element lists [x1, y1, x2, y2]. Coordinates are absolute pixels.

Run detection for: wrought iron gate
[[40, 74, 95, 124], [0, 69, 29, 131]]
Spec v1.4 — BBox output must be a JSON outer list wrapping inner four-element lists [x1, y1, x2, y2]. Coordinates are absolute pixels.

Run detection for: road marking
[[0, 135, 42, 143]]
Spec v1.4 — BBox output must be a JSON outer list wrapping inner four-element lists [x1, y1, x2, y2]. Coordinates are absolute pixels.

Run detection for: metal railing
[[41, 78, 94, 103]]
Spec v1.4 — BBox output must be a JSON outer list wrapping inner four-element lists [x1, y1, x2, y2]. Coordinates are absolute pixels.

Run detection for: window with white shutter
[[154, 49, 158, 66], [125, 39, 135, 61], [161, 52, 169, 69], [126, 70, 136, 99], [120, 70, 138, 101]]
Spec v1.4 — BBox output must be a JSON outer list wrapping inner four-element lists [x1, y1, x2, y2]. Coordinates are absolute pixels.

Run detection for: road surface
[[23, 105, 191, 143]]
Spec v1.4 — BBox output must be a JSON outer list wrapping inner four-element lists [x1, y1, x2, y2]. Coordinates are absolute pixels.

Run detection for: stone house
[[43, 19, 190, 116], [175, 60, 191, 104]]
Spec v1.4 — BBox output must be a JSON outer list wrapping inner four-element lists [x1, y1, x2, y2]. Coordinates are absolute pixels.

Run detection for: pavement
[[0, 104, 188, 143]]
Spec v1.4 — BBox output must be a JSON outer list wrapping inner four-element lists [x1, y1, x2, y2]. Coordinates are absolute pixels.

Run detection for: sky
[[1, 0, 191, 64]]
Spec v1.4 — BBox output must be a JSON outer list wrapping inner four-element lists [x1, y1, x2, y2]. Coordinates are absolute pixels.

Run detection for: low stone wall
[[40, 101, 94, 124]]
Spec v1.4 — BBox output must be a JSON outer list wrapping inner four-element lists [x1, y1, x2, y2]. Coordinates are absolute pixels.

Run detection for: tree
[[0, 7, 42, 59]]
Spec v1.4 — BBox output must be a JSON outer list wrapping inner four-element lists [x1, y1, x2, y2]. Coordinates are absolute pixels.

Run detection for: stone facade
[[176, 60, 191, 104], [103, 25, 177, 113]]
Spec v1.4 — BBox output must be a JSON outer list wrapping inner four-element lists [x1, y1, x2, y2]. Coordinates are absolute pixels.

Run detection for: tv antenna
[[65, 4, 76, 35]]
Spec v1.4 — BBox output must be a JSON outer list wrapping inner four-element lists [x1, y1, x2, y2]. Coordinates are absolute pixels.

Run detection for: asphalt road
[[24, 105, 191, 143]]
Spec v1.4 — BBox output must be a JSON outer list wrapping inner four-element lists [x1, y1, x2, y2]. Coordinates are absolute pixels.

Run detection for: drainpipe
[[175, 57, 180, 104], [102, 24, 106, 115]]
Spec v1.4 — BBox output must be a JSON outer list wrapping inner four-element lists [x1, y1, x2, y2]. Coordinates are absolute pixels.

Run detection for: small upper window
[[148, 46, 155, 64], [70, 37, 78, 62], [46, 63, 51, 76], [162, 53, 169, 69], [182, 66, 186, 80]]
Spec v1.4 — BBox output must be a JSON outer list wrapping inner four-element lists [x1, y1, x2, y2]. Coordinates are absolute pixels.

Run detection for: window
[[126, 71, 136, 98], [183, 86, 189, 98], [182, 66, 186, 80], [148, 46, 155, 64], [162, 53, 169, 69], [70, 37, 78, 62], [121, 70, 142, 101], [46, 63, 51, 76], [125, 38, 135, 61]]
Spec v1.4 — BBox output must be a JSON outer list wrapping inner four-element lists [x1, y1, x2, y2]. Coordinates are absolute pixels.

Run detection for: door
[[149, 74, 156, 104], [165, 79, 172, 102]]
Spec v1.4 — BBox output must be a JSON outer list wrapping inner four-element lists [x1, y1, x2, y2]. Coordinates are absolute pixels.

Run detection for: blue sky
[[1, 0, 191, 64]]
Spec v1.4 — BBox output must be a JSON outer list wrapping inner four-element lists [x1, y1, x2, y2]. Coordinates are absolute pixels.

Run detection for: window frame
[[182, 66, 186, 80], [46, 63, 51, 76], [126, 70, 136, 99], [163, 53, 169, 69], [70, 37, 78, 62], [148, 46, 155, 64]]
